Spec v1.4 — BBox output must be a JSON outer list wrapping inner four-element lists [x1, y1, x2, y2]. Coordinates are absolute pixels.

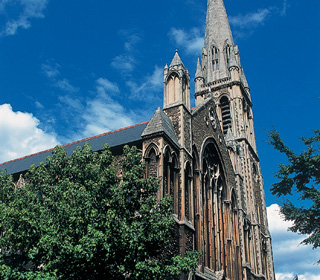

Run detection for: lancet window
[[192, 150, 201, 252], [163, 148, 179, 215], [185, 162, 192, 222], [201, 142, 227, 271], [212, 46, 219, 71], [145, 146, 158, 178], [166, 72, 180, 104]]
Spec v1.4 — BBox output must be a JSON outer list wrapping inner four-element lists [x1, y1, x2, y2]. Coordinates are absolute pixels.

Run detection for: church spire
[[204, 0, 234, 49], [202, 0, 235, 82]]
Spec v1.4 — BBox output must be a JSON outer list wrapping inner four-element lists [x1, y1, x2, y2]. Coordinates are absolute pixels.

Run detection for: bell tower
[[194, 0, 276, 279]]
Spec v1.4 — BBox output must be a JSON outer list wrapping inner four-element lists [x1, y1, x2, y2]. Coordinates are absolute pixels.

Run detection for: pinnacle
[[195, 56, 203, 79], [169, 49, 184, 68]]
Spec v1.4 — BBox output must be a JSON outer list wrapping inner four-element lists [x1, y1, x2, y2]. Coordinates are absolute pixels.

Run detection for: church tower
[[142, 0, 275, 279], [195, 0, 275, 279]]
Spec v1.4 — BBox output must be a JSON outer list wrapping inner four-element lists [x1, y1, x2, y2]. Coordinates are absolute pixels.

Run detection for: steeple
[[204, 0, 234, 49], [202, 0, 235, 82]]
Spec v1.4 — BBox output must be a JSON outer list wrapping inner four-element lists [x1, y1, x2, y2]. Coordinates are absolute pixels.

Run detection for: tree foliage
[[0, 143, 199, 279], [268, 129, 320, 255]]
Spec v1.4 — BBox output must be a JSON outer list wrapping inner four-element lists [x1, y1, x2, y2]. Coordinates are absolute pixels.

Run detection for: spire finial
[[195, 56, 203, 79]]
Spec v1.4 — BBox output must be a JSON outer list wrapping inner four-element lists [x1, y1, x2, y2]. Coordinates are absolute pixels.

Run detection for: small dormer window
[[212, 47, 219, 71]]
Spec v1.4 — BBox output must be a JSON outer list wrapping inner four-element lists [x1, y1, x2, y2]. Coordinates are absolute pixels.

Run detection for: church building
[[1, 0, 275, 279]]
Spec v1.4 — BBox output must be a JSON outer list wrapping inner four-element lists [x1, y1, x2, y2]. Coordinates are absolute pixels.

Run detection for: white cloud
[[229, 1, 288, 39], [0, 104, 59, 163], [111, 54, 136, 73], [275, 273, 296, 280], [80, 78, 134, 137], [41, 60, 79, 93], [169, 27, 204, 55], [122, 33, 141, 52], [41, 60, 60, 79], [110, 30, 142, 74], [55, 78, 79, 93], [229, 8, 272, 29], [96, 77, 120, 94], [58, 95, 83, 112], [0, 0, 48, 37], [56, 78, 134, 141], [267, 204, 320, 279], [126, 65, 163, 103], [34, 101, 44, 109], [281, 0, 288, 16]]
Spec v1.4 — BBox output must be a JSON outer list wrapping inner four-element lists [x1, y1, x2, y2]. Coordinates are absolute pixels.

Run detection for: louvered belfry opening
[[220, 96, 231, 134]]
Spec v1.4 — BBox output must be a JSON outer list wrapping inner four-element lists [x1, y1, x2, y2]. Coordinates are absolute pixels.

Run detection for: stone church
[[1, 0, 275, 279]]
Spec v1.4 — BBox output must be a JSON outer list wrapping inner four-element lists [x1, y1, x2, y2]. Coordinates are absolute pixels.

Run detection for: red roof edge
[[0, 120, 150, 166]]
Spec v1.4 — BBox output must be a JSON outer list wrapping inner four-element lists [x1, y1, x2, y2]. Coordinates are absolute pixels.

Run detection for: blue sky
[[0, 0, 319, 279]]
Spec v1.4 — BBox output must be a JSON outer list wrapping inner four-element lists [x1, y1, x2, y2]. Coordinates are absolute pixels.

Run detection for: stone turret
[[164, 50, 190, 109]]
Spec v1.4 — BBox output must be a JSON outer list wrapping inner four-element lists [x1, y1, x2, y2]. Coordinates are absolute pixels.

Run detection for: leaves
[[268, 129, 320, 259], [0, 143, 199, 279]]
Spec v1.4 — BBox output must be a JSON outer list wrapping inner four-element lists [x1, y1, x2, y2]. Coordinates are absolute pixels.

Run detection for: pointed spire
[[195, 57, 203, 79], [204, 0, 234, 49], [169, 49, 184, 67]]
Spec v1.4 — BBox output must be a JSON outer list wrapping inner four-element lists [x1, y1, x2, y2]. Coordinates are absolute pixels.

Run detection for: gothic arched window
[[167, 72, 180, 104], [220, 96, 232, 134], [212, 46, 219, 71], [192, 149, 201, 252], [201, 142, 227, 271], [163, 148, 179, 215], [146, 146, 158, 178], [185, 162, 192, 222]]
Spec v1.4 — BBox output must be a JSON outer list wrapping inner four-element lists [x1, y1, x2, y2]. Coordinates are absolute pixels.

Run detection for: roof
[[0, 121, 149, 175], [169, 49, 184, 68], [141, 107, 180, 148]]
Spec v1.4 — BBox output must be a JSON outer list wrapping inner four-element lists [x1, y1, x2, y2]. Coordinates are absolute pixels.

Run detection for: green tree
[[0, 143, 199, 279], [268, 129, 320, 258]]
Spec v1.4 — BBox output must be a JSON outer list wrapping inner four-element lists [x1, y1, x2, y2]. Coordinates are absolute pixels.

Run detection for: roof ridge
[[0, 120, 150, 166]]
